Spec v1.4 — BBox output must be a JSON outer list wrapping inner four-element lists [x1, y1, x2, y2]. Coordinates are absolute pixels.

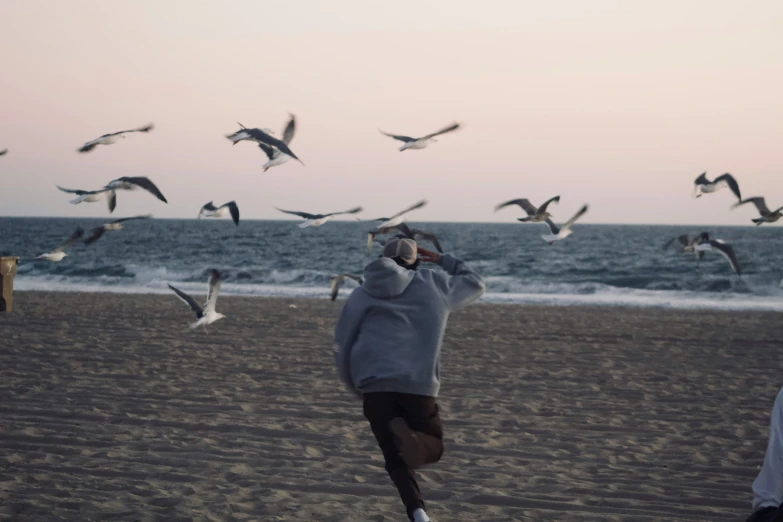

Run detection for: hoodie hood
[[361, 257, 416, 299]]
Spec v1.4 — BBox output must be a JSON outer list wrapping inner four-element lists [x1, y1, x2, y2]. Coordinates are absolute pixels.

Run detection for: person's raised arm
[[419, 247, 485, 311]]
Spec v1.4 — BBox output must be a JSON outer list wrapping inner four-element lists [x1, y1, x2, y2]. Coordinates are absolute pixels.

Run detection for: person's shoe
[[412, 508, 432, 522], [389, 417, 426, 469]]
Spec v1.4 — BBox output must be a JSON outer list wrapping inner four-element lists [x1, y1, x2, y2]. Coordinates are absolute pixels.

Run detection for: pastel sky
[[1, 0, 781, 225]]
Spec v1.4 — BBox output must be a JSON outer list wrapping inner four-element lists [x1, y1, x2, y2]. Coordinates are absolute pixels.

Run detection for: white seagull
[[379, 122, 461, 151], [168, 269, 225, 332], [77, 124, 154, 153], [732, 197, 783, 225], [495, 196, 561, 222], [663, 232, 707, 259], [276, 206, 363, 228], [35, 227, 84, 262], [540, 204, 589, 245], [198, 201, 240, 226], [330, 274, 364, 301], [252, 114, 297, 172], [373, 200, 428, 230], [226, 119, 303, 164], [84, 215, 152, 245], [57, 186, 117, 212], [693, 172, 741, 200]]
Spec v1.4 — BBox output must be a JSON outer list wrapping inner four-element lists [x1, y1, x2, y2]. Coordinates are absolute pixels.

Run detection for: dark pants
[[363, 392, 444, 521], [747, 506, 783, 522]]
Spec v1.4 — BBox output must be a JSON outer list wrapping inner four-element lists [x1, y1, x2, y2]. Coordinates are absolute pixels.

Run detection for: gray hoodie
[[333, 254, 485, 397]]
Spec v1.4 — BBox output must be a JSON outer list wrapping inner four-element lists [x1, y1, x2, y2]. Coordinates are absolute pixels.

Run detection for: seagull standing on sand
[[733, 197, 783, 225], [495, 196, 561, 222], [198, 201, 240, 226], [693, 172, 741, 200], [84, 215, 152, 245], [276, 206, 363, 228], [77, 124, 154, 153], [379, 123, 461, 151], [252, 115, 297, 172], [35, 227, 84, 262], [540, 205, 589, 245], [226, 119, 303, 164], [330, 274, 363, 301], [168, 269, 225, 332], [57, 186, 117, 212]]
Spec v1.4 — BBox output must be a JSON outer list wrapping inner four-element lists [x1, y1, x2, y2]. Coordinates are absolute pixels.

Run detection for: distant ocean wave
[[4, 218, 783, 311]]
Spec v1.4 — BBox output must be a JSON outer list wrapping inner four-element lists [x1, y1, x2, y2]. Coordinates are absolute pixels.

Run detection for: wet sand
[[1, 291, 782, 521]]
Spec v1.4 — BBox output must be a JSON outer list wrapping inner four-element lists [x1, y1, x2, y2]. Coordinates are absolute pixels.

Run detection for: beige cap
[[382, 238, 418, 265]]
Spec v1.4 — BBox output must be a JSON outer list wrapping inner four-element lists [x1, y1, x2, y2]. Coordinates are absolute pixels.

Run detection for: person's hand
[[417, 247, 440, 264]]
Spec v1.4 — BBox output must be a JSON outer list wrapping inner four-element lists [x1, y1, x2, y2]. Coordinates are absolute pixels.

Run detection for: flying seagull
[[374, 200, 428, 230], [252, 114, 297, 172], [35, 227, 84, 262], [693, 172, 741, 200], [168, 269, 225, 332], [57, 186, 117, 213], [732, 197, 783, 225], [663, 232, 707, 259], [226, 120, 303, 164], [694, 236, 741, 276], [0, 149, 7, 156], [495, 196, 561, 222], [330, 274, 363, 301], [84, 215, 152, 245], [379, 122, 461, 151], [540, 204, 589, 245], [77, 124, 154, 153], [276, 206, 363, 228], [199, 201, 240, 226], [368, 222, 444, 253], [104, 176, 168, 205]]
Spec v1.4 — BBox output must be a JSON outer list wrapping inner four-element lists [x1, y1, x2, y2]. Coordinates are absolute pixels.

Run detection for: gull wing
[[733, 197, 770, 215], [536, 195, 561, 214], [495, 198, 538, 215], [57, 186, 90, 195], [200, 201, 218, 215], [388, 199, 427, 221], [257, 142, 276, 160], [77, 141, 100, 153], [203, 269, 222, 313], [281, 114, 296, 144], [222, 201, 240, 226], [118, 123, 154, 134], [715, 173, 741, 200], [560, 204, 589, 232], [241, 128, 303, 163], [168, 283, 203, 318], [329, 275, 343, 301], [0, 149, 7, 156], [694, 172, 709, 185], [709, 240, 741, 276], [53, 227, 85, 252], [422, 122, 461, 140], [325, 206, 363, 218], [543, 218, 560, 235], [83, 227, 107, 245], [111, 214, 153, 224], [411, 229, 443, 253], [276, 207, 318, 220], [379, 130, 416, 143], [662, 235, 688, 250], [107, 190, 117, 213], [110, 176, 168, 203]]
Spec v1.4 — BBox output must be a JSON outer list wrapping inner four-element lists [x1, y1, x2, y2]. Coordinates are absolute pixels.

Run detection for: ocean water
[[1, 217, 782, 310]]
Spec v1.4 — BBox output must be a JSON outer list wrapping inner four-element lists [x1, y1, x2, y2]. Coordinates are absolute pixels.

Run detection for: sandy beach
[[1, 292, 782, 521]]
